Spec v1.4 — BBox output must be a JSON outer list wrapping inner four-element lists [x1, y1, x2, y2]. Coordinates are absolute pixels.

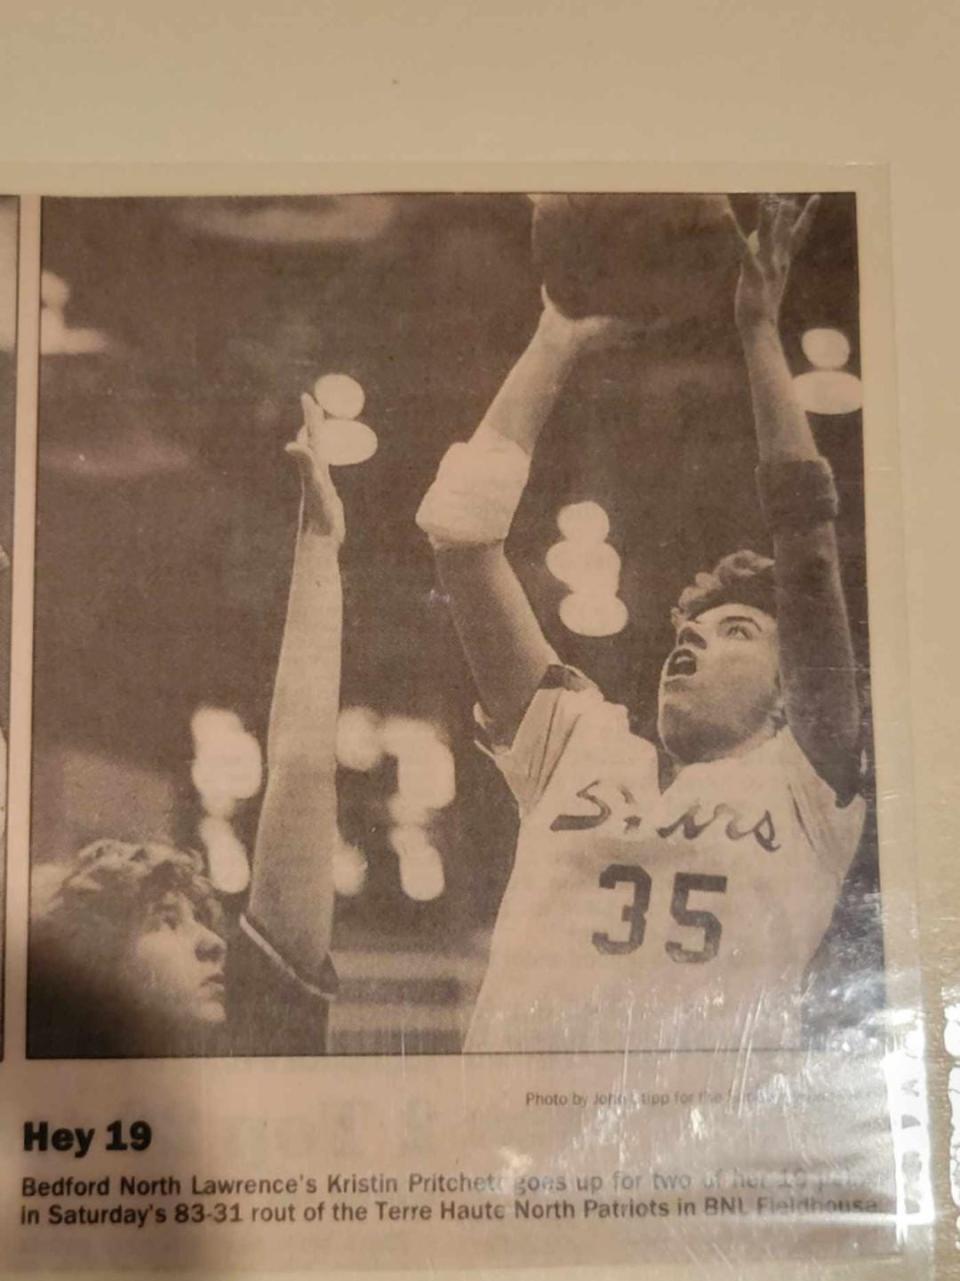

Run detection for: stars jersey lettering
[[467, 666, 865, 1053]]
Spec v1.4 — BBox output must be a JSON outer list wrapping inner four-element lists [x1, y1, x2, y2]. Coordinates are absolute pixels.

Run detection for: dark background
[[32, 193, 877, 1051]]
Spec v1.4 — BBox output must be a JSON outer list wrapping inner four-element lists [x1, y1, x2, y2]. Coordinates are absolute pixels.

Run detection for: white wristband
[[416, 436, 531, 547]]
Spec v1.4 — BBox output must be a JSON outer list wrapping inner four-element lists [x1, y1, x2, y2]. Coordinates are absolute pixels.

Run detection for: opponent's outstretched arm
[[734, 195, 861, 791], [246, 394, 344, 983], [417, 295, 636, 742]]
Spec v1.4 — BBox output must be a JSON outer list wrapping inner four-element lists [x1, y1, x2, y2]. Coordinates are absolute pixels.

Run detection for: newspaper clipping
[[0, 179, 930, 1275]]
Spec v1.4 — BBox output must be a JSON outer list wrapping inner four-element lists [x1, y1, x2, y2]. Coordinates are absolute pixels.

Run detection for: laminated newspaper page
[[0, 169, 932, 1278]]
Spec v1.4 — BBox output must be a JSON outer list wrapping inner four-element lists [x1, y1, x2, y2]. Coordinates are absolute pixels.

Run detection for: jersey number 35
[[593, 865, 728, 963]]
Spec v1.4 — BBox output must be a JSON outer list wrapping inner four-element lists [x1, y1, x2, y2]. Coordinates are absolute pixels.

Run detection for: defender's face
[[657, 604, 780, 763], [126, 891, 227, 1027]]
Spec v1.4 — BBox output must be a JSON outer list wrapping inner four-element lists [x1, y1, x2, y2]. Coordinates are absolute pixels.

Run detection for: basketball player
[[417, 193, 865, 1052], [30, 395, 343, 1057]]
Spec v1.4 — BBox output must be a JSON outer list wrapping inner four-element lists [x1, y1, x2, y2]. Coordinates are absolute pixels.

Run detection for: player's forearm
[[247, 763, 336, 983], [774, 523, 861, 785], [416, 313, 576, 734], [416, 309, 589, 737], [743, 319, 862, 781], [740, 314, 862, 780], [248, 519, 341, 981], [265, 521, 342, 774], [473, 310, 584, 456], [434, 543, 555, 735], [740, 321, 818, 463]]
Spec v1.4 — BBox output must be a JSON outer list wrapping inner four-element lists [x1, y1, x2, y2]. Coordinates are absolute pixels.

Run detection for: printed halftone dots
[[794, 370, 863, 416], [556, 500, 610, 543], [316, 418, 378, 466], [336, 706, 384, 773], [560, 592, 629, 638], [802, 327, 851, 370], [546, 540, 621, 594], [199, 815, 250, 896], [390, 825, 445, 902], [333, 835, 368, 898], [313, 373, 366, 420]]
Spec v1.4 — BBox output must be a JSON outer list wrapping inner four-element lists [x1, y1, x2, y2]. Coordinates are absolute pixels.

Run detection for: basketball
[[531, 193, 740, 329]]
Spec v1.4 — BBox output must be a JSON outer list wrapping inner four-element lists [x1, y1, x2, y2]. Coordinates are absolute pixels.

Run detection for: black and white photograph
[[27, 190, 880, 1060]]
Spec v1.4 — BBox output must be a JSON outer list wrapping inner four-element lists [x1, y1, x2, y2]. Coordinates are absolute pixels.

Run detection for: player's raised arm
[[417, 293, 637, 741], [733, 194, 861, 793], [245, 394, 344, 984]]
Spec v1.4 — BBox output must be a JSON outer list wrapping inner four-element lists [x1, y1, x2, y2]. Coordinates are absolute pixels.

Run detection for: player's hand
[[537, 286, 645, 355], [731, 193, 820, 335], [285, 393, 346, 544]]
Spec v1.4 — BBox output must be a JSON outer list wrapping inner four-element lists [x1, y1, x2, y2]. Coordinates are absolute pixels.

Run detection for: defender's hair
[[671, 549, 776, 629], [29, 840, 223, 1058], [33, 839, 222, 939]]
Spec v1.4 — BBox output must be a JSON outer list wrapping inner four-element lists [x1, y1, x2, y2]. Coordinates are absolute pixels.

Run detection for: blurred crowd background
[[31, 193, 877, 1053]]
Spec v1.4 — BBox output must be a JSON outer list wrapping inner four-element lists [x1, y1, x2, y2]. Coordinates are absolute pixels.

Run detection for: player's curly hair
[[671, 549, 776, 630], [29, 840, 224, 1057]]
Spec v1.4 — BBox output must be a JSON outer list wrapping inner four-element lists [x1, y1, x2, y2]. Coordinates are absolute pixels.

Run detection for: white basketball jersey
[[466, 670, 865, 1053]]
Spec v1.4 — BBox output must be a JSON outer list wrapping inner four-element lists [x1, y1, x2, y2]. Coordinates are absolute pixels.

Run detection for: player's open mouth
[[665, 648, 698, 678]]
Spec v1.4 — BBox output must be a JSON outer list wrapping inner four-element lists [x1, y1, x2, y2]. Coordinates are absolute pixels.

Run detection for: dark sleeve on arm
[[225, 914, 337, 1057]]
